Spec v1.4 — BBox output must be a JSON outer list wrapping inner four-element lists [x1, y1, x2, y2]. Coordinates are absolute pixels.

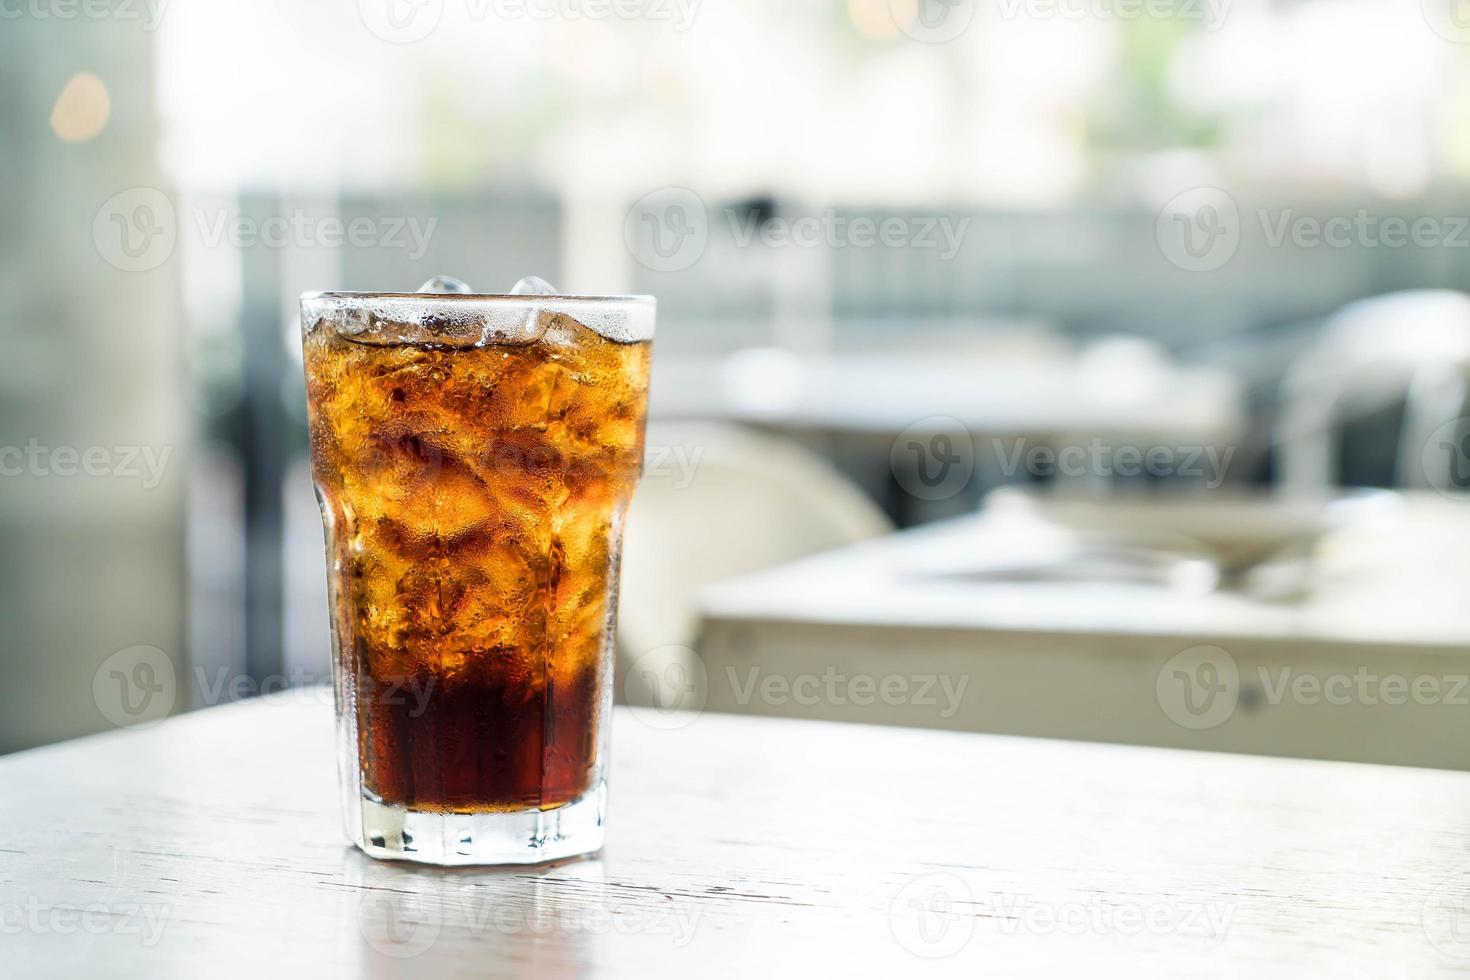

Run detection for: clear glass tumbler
[[301, 285, 654, 865]]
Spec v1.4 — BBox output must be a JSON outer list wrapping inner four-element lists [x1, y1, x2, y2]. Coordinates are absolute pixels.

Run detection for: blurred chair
[[617, 422, 892, 659], [1277, 290, 1470, 492]]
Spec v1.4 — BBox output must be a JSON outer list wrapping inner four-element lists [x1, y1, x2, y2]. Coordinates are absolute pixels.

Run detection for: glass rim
[[300, 290, 656, 343], [301, 290, 655, 306]]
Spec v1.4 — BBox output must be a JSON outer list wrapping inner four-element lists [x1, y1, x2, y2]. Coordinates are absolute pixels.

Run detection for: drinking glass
[[301, 284, 654, 864]]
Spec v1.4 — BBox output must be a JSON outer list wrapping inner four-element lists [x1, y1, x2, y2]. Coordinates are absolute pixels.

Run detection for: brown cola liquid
[[304, 310, 650, 812]]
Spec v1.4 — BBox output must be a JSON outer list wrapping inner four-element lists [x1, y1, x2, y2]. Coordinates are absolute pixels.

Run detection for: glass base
[[346, 782, 607, 866]]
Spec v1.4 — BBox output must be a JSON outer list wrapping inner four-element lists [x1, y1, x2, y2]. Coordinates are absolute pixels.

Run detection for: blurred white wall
[[0, 16, 187, 751]]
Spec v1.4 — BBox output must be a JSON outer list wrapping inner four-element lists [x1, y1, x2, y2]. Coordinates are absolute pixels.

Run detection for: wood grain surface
[[4, 696, 1470, 977]]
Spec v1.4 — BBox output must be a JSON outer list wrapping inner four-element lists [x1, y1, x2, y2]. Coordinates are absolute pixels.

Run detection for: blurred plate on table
[[983, 486, 1403, 575]]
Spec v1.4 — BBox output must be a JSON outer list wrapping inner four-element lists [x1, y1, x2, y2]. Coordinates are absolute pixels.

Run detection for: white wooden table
[[6, 697, 1470, 977], [695, 494, 1470, 770]]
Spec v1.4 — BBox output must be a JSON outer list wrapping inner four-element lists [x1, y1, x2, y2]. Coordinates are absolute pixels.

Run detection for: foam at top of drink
[[301, 291, 656, 347]]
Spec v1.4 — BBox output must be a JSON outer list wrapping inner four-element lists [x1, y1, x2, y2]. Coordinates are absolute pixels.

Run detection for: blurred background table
[[650, 344, 1244, 441], [695, 492, 1470, 769], [7, 698, 1470, 977]]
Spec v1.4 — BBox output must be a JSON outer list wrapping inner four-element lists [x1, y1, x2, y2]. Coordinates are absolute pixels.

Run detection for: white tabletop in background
[[699, 493, 1470, 653]]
